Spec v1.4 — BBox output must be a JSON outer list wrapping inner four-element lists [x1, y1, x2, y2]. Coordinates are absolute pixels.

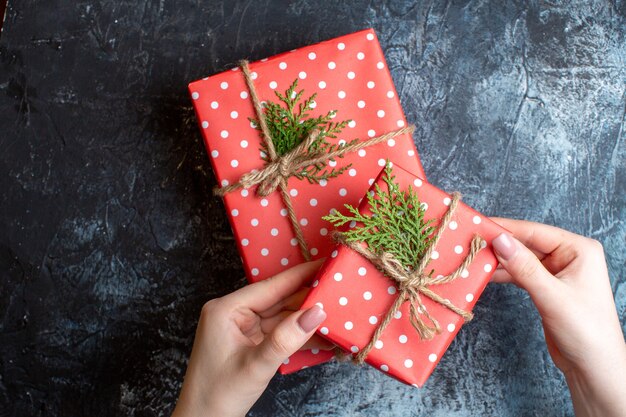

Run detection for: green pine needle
[[323, 164, 436, 270], [250, 79, 354, 184]]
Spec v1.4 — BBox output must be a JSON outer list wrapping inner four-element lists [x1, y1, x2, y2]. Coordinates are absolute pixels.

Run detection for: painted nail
[[298, 305, 327, 333], [492, 233, 517, 260]]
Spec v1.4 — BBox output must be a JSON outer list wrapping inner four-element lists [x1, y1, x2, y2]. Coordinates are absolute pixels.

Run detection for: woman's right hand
[[489, 218, 626, 417]]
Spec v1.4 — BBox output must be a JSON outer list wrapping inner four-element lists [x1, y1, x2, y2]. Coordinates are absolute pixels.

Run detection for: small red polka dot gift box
[[188, 29, 426, 374], [300, 163, 507, 387]]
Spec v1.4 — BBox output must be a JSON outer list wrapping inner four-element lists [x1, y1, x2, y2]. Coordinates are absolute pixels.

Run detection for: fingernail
[[298, 305, 327, 333], [492, 233, 517, 260]]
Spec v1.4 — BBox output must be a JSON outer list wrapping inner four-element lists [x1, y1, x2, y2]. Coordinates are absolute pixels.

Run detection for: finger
[[489, 217, 576, 255], [260, 313, 334, 351], [282, 288, 309, 310], [492, 233, 563, 310], [301, 335, 335, 351], [260, 311, 291, 334], [490, 268, 513, 284], [227, 260, 324, 312], [491, 248, 572, 282], [252, 305, 327, 374], [258, 287, 310, 318]]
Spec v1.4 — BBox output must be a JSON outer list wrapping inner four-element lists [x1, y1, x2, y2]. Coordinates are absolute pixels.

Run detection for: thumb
[[254, 305, 327, 373], [492, 233, 561, 311]]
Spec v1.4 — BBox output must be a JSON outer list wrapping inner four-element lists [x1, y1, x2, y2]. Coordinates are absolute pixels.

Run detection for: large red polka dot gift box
[[300, 163, 508, 387], [188, 29, 426, 374]]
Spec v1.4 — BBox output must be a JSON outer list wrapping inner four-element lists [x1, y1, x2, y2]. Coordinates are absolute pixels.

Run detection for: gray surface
[[0, 0, 624, 416]]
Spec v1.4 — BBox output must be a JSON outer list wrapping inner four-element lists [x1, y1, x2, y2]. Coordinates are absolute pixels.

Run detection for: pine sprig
[[323, 164, 436, 270], [250, 79, 353, 184]]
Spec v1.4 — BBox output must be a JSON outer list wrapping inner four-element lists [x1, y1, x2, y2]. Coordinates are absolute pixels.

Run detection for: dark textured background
[[1, 1, 624, 416], [0, 2, 6, 33]]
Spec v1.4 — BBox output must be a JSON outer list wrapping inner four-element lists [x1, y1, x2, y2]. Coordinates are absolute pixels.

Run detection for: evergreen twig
[[323, 164, 436, 270], [250, 79, 354, 184]]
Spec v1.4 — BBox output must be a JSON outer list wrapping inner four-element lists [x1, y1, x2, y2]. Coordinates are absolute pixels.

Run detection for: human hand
[[172, 260, 331, 417], [490, 218, 626, 417]]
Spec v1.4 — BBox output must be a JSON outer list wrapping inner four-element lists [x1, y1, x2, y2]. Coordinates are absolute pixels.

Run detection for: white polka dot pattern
[[295, 163, 507, 386], [189, 29, 433, 375]]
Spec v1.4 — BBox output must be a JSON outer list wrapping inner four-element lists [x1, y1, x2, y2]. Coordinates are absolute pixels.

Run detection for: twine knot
[[254, 129, 322, 196], [278, 158, 291, 177], [401, 271, 428, 291], [254, 158, 291, 196]]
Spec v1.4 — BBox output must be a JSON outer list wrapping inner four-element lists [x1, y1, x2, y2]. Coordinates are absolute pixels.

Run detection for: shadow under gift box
[[188, 29, 426, 373], [300, 163, 508, 386]]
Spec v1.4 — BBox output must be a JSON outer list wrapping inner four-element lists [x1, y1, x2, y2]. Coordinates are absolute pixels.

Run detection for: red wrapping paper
[[301, 163, 507, 386], [188, 29, 426, 373]]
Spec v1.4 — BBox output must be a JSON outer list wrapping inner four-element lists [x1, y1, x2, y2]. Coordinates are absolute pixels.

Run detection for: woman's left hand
[[172, 260, 331, 417]]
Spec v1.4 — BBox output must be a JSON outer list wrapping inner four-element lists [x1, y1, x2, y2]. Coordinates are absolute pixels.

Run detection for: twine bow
[[214, 60, 415, 261], [333, 192, 485, 364]]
